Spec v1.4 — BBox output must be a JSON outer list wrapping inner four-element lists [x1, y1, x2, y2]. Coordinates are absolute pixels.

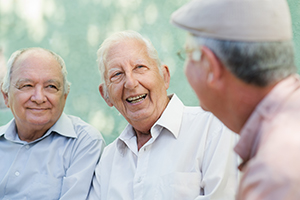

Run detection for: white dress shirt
[[89, 94, 239, 200], [0, 113, 105, 200]]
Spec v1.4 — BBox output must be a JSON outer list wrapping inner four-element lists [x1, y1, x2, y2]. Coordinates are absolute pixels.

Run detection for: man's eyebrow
[[14, 79, 62, 87], [107, 68, 121, 74], [14, 79, 33, 86], [45, 79, 62, 87]]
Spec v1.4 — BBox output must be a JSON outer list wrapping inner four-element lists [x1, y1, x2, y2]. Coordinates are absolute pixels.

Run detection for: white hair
[[189, 34, 296, 86], [1, 47, 71, 94], [97, 30, 162, 97]]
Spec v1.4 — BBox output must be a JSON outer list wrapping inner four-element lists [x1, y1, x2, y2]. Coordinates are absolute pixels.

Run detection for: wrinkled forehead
[[15, 48, 54, 64], [14, 49, 59, 69], [107, 39, 147, 58], [104, 39, 149, 68], [11, 49, 63, 79]]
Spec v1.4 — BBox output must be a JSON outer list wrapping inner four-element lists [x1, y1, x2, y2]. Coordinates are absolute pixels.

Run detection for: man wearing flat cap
[[171, 0, 300, 199]]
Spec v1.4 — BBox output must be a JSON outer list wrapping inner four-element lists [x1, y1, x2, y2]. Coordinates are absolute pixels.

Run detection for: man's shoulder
[[182, 105, 215, 122], [183, 105, 207, 115], [65, 114, 104, 141], [100, 138, 120, 160]]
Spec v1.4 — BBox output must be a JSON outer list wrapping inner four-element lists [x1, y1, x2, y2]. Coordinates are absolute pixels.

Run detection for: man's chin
[[26, 117, 53, 127], [199, 103, 209, 112]]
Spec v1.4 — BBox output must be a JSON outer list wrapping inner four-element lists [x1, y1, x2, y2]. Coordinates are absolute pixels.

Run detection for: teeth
[[127, 94, 145, 101], [131, 98, 144, 103], [127, 94, 146, 103]]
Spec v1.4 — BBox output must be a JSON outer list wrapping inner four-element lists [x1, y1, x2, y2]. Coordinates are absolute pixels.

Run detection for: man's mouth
[[29, 108, 48, 111], [126, 94, 147, 104]]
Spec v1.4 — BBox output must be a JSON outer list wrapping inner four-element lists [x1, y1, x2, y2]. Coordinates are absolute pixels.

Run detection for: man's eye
[[113, 72, 122, 77], [111, 72, 123, 80], [15, 84, 33, 91], [135, 65, 148, 71], [46, 85, 58, 90], [20, 84, 33, 89]]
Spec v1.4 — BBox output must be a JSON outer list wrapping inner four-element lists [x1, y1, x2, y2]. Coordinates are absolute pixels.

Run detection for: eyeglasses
[[177, 48, 202, 62]]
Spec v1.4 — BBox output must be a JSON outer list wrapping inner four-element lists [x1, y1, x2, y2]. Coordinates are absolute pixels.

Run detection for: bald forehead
[[16, 48, 56, 63], [105, 39, 148, 62], [11, 48, 62, 79], [109, 39, 146, 53], [12, 48, 61, 72]]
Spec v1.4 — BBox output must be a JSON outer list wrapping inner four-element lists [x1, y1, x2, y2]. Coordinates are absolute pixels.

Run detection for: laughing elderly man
[[171, 0, 300, 199], [88, 30, 239, 200], [0, 47, 105, 199]]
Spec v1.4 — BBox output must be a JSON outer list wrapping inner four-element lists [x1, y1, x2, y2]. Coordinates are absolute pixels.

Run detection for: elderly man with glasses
[[171, 0, 300, 199]]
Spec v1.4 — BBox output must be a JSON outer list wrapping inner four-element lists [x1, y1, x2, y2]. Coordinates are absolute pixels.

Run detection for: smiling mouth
[[126, 94, 147, 104], [29, 108, 48, 111]]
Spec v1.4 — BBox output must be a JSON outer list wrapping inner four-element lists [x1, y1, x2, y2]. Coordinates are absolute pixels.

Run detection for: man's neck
[[16, 123, 51, 142], [134, 129, 152, 151], [226, 80, 277, 133]]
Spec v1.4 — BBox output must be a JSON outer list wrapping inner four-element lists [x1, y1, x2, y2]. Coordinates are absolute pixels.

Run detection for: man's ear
[[99, 83, 113, 107], [201, 46, 224, 88], [1, 88, 10, 108], [161, 65, 170, 90]]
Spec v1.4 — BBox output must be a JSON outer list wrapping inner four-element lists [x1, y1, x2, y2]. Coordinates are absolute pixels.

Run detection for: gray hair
[[189, 35, 296, 86], [1, 47, 71, 94], [97, 30, 162, 97]]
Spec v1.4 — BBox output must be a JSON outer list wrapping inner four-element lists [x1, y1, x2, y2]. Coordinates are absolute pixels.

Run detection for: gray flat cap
[[171, 0, 293, 41]]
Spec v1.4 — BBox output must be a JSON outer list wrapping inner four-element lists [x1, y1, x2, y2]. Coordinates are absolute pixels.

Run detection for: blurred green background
[[1, 0, 300, 144]]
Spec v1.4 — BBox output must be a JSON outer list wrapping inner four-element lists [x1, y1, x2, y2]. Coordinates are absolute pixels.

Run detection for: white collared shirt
[[89, 94, 239, 200], [0, 113, 105, 200]]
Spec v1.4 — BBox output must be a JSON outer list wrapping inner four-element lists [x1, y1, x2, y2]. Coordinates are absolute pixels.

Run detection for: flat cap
[[171, 0, 293, 41]]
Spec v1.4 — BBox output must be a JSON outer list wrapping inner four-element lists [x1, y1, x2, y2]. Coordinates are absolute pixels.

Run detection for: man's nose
[[30, 87, 47, 104], [124, 73, 138, 89]]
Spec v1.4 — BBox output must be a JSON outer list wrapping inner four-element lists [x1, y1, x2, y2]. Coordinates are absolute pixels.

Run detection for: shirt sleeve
[[195, 117, 239, 200], [59, 132, 105, 200]]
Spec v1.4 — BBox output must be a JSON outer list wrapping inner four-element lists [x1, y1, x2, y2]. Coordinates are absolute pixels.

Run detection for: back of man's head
[[171, 0, 297, 86]]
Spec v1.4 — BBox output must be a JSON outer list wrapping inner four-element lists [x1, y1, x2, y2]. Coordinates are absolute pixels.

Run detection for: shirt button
[[15, 171, 20, 176], [25, 145, 30, 149]]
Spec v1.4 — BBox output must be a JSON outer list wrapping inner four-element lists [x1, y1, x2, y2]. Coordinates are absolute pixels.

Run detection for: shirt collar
[[234, 74, 300, 169], [152, 94, 184, 139], [0, 119, 16, 138], [117, 94, 184, 152], [117, 124, 137, 155], [0, 112, 77, 143], [50, 113, 77, 138]]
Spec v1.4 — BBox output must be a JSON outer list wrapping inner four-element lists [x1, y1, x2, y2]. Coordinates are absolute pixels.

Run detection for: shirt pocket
[[156, 172, 202, 200], [28, 174, 62, 200]]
